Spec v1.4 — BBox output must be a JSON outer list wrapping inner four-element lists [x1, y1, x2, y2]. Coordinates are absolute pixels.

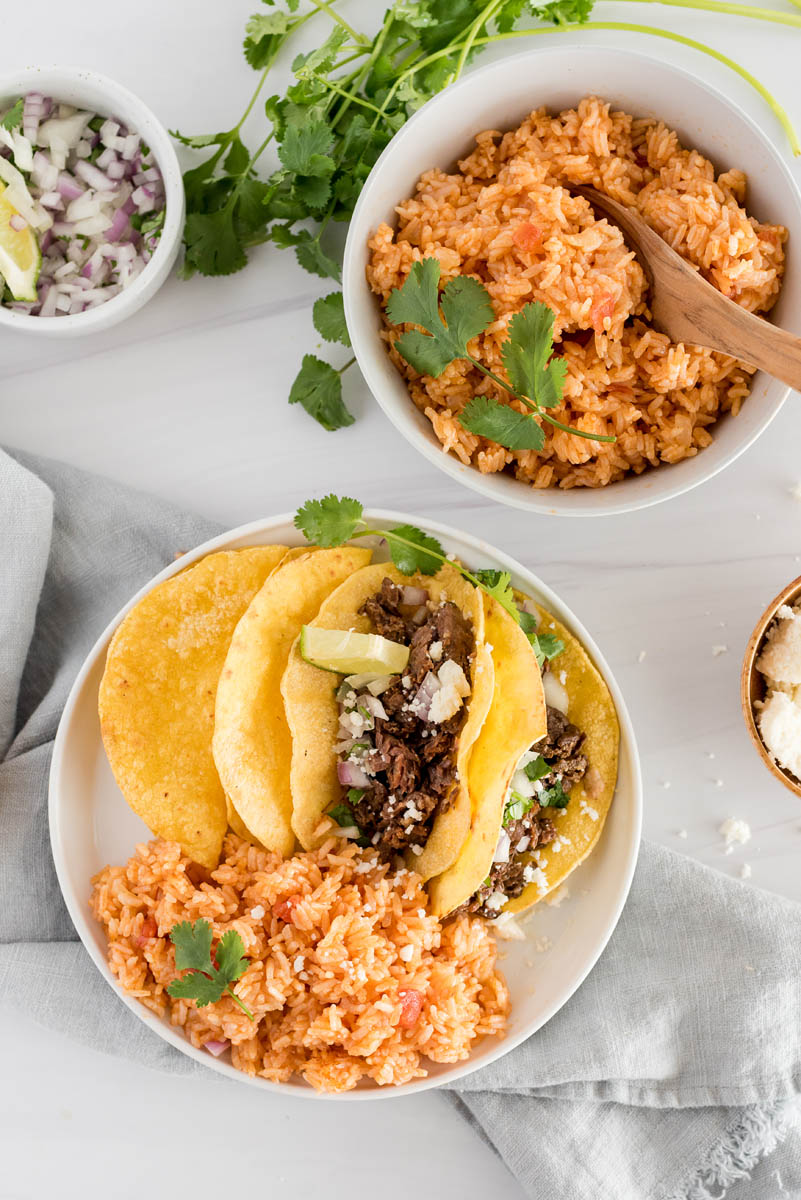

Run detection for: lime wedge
[[300, 626, 410, 675], [0, 183, 40, 302]]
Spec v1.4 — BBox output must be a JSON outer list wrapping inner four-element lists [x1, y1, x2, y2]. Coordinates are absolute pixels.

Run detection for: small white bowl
[[0, 66, 184, 337], [344, 45, 801, 517]]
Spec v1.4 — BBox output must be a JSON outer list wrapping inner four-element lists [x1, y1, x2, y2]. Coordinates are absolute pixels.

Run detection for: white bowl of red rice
[[49, 511, 642, 1097], [343, 45, 801, 517]]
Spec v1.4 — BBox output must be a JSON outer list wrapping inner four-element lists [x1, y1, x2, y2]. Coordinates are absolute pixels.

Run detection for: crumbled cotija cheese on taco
[[756, 602, 801, 777]]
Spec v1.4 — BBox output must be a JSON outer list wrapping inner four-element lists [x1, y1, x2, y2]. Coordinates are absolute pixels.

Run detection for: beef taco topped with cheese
[[282, 561, 494, 880], [429, 596, 619, 920]]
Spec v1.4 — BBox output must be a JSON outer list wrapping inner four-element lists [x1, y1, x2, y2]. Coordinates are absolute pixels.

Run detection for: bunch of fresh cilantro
[[173, 0, 800, 433]]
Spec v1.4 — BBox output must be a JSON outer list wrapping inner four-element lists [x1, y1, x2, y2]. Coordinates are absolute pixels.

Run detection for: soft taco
[[282, 561, 494, 880], [429, 596, 619, 919]]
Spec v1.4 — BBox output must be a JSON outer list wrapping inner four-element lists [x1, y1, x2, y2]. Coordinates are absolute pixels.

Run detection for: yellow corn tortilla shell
[[283, 561, 484, 872], [428, 597, 547, 917], [99, 546, 288, 868], [213, 546, 372, 856], [505, 603, 619, 912]]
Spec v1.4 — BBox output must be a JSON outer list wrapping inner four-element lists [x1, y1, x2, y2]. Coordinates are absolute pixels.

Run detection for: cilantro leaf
[[244, 10, 292, 69], [524, 755, 550, 782], [183, 207, 247, 276], [167, 919, 253, 1017], [387, 259, 494, 378], [473, 569, 521, 622], [278, 119, 335, 176], [293, 173, 331, 209], [288, 354, 354, 431], [385, 257, 442, 332], [293, 231, 342, 281], [504, 789, 537, 824], [170, 919, 213, 972], [294, 494, 364, 546], [313, 291, 351, 347], [459, 396, 545, 451], [167, 971, 227, 1007], [534, 0, 594, 22], [539, 780, 570, 808], [387, 524, 445, 575], [1, 98, 23, 131], [327, 796, 369, 846], [537, 632, 565, 661], [214, 929, 250, 982], [502, 302, 566, 411]]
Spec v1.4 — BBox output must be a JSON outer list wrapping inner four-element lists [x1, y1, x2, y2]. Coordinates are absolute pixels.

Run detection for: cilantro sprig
[[167, 919, 254, 1020], [387, 258, 613, 453], [0, 98, 23, 132], [295, 493, 564, 659], [173, 1, 800, 435]]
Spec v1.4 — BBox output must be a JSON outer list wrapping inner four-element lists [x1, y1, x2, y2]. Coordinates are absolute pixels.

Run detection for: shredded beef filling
[[347, 579, 474, 854], [456, 705, 589, 919]]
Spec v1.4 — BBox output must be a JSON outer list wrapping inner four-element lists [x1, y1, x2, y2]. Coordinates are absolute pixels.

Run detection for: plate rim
[[48, 508, 643, 1100]]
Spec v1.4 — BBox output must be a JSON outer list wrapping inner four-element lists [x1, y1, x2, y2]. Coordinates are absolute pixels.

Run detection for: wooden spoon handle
[[686, 302, 801, 393]]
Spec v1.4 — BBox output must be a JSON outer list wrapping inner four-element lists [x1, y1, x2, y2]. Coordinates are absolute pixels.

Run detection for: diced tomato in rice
[[398, 989, 424, 1028], [274, 894, 301, 923], [513, 222, 543, 253]]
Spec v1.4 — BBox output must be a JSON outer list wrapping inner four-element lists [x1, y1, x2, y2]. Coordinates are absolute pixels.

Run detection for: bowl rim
[[343, 42, 801, 517], [48, 508, 643, 1100], [0, 64, 184, 335], [740, 572, 801, 799]]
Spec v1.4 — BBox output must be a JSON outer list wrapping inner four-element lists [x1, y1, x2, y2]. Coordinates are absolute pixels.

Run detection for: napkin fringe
[[667, 1098, 799, 1200]]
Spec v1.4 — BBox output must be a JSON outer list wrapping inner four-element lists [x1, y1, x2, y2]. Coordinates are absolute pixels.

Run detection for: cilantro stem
[[305, 0, 368, 44], [226, 986, 254, 1021], [450, 0, 506, 83], [318, 78, 387, 115], [617, 0, 801, 26], [465, 354, 616, 445], [335, 356, 356, 375]]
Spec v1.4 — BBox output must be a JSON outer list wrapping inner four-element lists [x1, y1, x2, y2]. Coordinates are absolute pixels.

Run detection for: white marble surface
[[4, 2, 801, 1196]]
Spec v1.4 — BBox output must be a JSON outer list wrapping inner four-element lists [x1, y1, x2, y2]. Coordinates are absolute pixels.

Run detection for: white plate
[[343, 45, 801, 517], [49, 511, 642, 1099]]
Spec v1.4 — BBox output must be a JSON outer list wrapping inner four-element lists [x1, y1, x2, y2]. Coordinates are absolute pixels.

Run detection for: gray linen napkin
[[2, 446, 800, 1200]]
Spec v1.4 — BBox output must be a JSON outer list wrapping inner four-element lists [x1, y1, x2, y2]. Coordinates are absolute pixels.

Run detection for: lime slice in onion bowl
[[0, 183, 40, 302]]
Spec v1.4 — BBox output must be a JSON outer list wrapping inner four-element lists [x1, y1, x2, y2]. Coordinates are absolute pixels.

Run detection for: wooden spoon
[[575, 186, 801, 391]]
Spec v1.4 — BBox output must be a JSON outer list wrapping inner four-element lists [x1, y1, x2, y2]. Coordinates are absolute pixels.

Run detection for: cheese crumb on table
[[719, 817, 752, 853], [740, 863, 752, 880]]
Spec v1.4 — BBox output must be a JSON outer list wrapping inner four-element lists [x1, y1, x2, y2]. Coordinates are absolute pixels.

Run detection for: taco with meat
[[282, 561, 495, 881], [428, 595, 619, 919]]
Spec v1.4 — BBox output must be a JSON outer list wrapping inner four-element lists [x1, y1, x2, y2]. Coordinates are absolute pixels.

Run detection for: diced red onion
[[203, 1039, 230, 1058], [494, 828, 511, 864], [40, 229, 53, 254], [57, 172, 84, 201], [75, 158, 117, 191], [411, 671, 441, 720], [358, 694, 388, 722], [9, 214, 26, 232], [106, 159, 126, 181], [337, 760, 371, 789], [410, 605, 429, 626], [39, 190, 64, 210]]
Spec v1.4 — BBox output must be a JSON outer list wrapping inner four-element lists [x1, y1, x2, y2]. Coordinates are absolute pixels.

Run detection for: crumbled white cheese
[[485, 890, 508, 912], [759, 690, 801, 779], [293, 955, 305, 973], [637, 650, 647, 663], [579, 799, 599, 821], [714, 779, 724, 788], [790, 482, 801, 501], [493, 912, 527, 940], [409, 844, 423, 856], [523, 864, 548, 895], [249, 905, 265, 920], [428, 640, 443, 662], [549, 835, 571, 854], [740, 863, 752, 880], [661, 780, 671, 790], [401, 675, 412, 688], [559, 670, 567, 685], [399, 944, 414, 962], [719, 817, 752, 852], [677, 829, 688, 839], [712, 645, 728, 656], [437, 658, 470, 696], [757, 604, 801, 687], [545, 883, 570, 907]]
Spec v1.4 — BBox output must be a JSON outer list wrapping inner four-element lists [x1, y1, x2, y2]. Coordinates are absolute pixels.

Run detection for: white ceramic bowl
[[0, 66, 184, 337], [49, 511, 642, 1099], [343, 45, 801, 517]]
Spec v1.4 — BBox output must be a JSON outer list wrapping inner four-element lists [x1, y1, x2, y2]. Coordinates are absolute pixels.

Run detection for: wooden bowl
[[741, 572, 801, 799]]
